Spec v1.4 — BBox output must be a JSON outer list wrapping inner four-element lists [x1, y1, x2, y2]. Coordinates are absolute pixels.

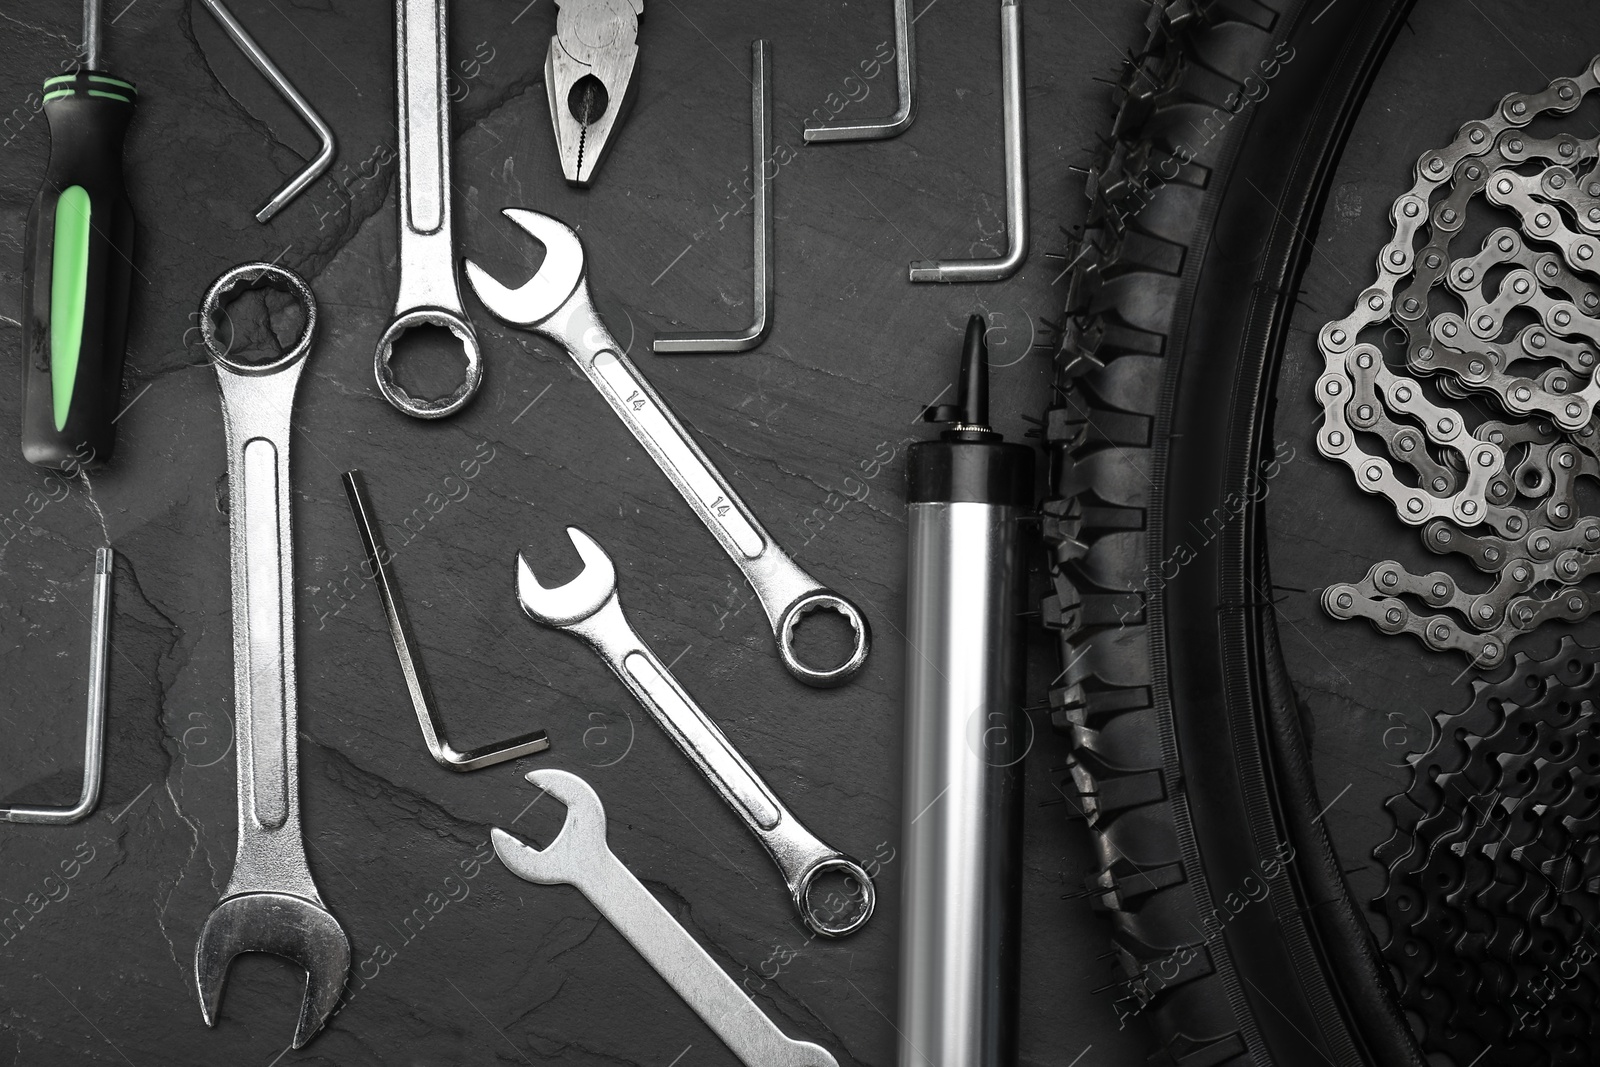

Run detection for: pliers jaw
[[546, 0, 643, 187]]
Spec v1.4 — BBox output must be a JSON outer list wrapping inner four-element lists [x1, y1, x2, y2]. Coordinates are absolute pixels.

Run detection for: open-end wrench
[[193, 264, 350, 1049], [492, 769, 841, 1067], [517, 527, 875, 937], [376, 0, 482, 419], [465, 210, 871, 687]]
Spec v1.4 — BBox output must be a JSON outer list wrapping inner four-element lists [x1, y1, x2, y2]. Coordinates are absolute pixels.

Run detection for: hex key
[[342, 471, 550, 771], [1, 547, 113, 825], [804, 0, 916, 142], [653, 41, 774, 355], [199, 0, 337, 223], [909, 0, 1027, 283]]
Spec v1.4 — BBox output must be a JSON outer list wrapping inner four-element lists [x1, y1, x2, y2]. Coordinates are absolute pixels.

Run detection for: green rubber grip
[[20, 70, 138, 471]]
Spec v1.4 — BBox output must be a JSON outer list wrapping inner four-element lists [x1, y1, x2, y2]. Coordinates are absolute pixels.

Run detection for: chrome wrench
[[493, 769, 841, 1067], [377, 0, 482, 419], [193, 264, 350, 1049], [517, 527, 875, 937], [466, 210, 871, 687]]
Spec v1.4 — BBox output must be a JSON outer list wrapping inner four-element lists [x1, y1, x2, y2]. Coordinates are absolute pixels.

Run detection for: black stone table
[[0, 1, 1149, 1064]]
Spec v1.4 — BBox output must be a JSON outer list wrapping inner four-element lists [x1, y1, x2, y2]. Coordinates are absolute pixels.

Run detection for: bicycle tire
[[1041, 1, 1425, 1063]]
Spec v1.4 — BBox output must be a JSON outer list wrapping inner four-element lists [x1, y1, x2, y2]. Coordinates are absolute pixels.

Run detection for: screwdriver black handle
[[20, 69, 138, 471]]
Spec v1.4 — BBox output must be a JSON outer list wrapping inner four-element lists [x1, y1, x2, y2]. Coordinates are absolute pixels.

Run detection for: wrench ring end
[[793, 855, 875, 938], [201, 263, 317, 374], [374, 308, 484, 419], [777, 591, 870, 688]]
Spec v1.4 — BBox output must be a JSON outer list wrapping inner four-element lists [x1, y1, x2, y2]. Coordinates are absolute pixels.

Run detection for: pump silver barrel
[[897, 429, 1032, 1067]]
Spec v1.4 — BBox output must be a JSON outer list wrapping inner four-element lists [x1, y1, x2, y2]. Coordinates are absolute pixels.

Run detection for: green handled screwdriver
[[20, 0, 138, 470]]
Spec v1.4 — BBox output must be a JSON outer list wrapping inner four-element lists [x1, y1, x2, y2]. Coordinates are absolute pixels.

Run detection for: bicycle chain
[[1317, 57, 1600, 660], [1375, 637, 1600, 1066]]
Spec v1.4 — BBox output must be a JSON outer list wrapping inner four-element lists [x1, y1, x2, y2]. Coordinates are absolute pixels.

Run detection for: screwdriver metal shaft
[[83, 0, 102, 71]]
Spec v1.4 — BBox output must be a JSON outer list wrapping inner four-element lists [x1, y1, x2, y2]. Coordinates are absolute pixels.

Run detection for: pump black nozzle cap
[[922, 315, 991, 431], [909, 314, 1033, 507]]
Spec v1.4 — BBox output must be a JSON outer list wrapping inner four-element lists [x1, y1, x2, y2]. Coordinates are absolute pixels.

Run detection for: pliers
[[546, 0, 643, 186]]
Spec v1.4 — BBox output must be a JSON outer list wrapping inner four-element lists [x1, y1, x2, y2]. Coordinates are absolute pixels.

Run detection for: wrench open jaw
[[469, 210, 871, 688], [515, 526, 614, 628], [490, 768, 611, 886], [194, 892, 351, 1049], [463, 209, 586, 328]]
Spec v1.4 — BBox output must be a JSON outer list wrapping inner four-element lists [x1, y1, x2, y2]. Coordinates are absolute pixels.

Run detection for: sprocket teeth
[[1376, 636, 1600, 1065]]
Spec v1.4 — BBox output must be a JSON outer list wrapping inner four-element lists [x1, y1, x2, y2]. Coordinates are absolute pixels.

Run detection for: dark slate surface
[[1270, 0, 1599, 956], [0, 2, 1150, 1065]]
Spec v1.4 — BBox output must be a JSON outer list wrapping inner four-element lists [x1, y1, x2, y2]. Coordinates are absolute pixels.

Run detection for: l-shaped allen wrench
[[803, 0, 916, 142], [198, 0, 337, 223], [343, 471, 550, 770], [653, 41, 774, 354], [909, 0, 1027, 283], [1, 547, 113, 825]]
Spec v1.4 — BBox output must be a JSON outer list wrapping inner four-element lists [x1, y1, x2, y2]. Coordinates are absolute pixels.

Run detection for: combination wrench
[[376, 0, 482, 419], [192, 264, 350, 1050], [518, 527, 875, 937], [493, 769, 841, 1067], [466, 210, 871, 687]]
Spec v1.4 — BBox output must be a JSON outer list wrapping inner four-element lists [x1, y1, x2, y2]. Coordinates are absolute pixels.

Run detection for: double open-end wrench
[[465, 210, 871, 687], [193, 264, 350, 1050], [517, 527, 875, 937], [376, 0, 482, 419], [493, 769, 841, 1067]]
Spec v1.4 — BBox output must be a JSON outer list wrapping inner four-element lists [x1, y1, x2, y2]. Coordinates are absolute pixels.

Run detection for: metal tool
[[545, 0, 643, 186], [1376, 637, 1600, 1061], [653, 40, 773, 355], [908, 0, 1027, 284], [1317, 56, 1600, 660], [492, 769, 842, 1067], [20, 0, 137, 470], [377, 0, 482, 419], [198, 0, 336, 223], [1, 547, 113, 825], [898, 317, 1032, 1066], [803, 0, 915, 142], [341, 469, 551, 770], [465, 211, 870, 687], [193, 263, 350, 1050], [518, 527, 875, 937]]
